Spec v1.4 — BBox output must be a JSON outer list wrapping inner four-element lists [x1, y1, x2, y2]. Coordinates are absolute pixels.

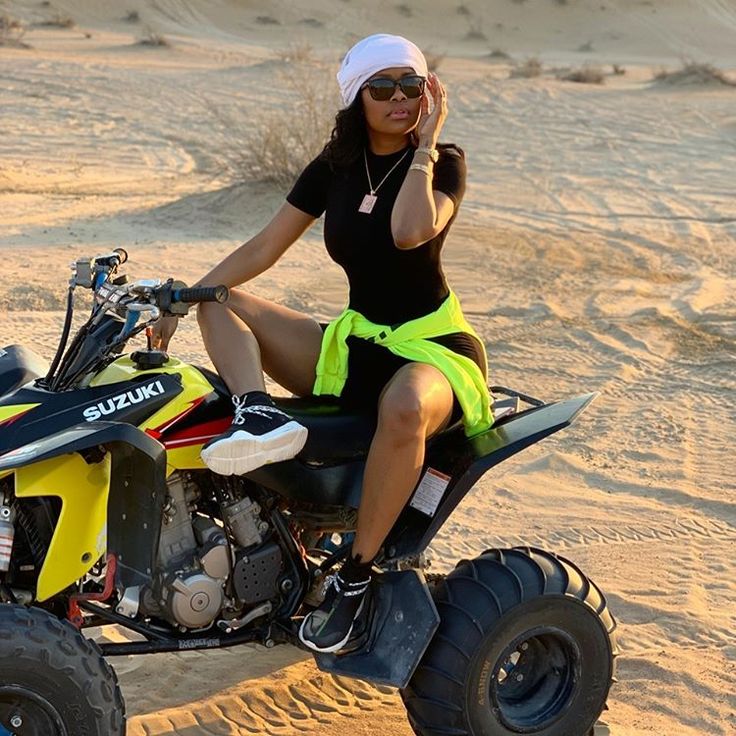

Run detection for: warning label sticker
[[409, 467, 451, 517]]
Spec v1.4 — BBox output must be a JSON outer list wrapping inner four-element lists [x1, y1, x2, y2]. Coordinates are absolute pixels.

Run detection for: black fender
[[0, 421, 167, 590], [384, 393, 597, 560], [0, 344, 48, 397]]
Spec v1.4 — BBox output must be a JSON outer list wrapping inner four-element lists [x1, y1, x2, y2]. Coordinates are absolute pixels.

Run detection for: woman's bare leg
[[197, 289, 324, 398], [351, 362, 455, 561]]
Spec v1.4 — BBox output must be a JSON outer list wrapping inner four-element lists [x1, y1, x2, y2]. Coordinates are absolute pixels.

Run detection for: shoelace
[[231, 395, 289, 426], [325, 572, 370, 598]]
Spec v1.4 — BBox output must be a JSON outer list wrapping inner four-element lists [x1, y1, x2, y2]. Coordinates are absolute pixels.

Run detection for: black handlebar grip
[[172, 285, 229, 304]]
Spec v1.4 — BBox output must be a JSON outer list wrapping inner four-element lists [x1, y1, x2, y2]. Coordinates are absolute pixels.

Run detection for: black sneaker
[[298, 571, 371, 653], [201, 392, 308, 476]]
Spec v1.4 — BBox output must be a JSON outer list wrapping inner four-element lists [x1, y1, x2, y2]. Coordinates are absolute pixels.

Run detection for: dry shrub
[[36, 13, 75, 28], [511, 57, 543, 78], [560, 66, 605, 84], [463, 13, 487, 41], [396, 3, 412, 16], [456, 4, 470, 14], [612, 64, 626, 75], [465, 28, 487, 41], [576, 41, 594, 52], [653, 62, 736, 88], [124, 10, 140, 23], [215, 62, 340, 190], [0, 14, 30, 47], [256, 15, 280, 25], [137, 29, 169, 47], [488, 48, 511, 60]]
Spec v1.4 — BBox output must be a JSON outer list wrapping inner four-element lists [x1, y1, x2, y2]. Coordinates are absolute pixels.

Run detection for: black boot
[[299, 554, 373, 653]]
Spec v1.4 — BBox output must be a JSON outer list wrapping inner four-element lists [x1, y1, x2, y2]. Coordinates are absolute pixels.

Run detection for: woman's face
[[360, 66, 424, 137]]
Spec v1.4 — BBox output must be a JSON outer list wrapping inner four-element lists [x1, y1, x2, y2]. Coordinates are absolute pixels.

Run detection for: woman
[[153, 33, 492, 654]]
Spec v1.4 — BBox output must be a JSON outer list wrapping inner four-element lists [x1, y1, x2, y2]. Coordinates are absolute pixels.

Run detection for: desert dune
[[1, 0, 734, 734]]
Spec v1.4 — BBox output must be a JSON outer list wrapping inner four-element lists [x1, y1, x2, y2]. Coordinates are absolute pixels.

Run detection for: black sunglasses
[[362, 74, 426, 101]]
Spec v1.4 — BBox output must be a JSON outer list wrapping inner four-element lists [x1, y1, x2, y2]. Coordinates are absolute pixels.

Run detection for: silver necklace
[[359, 147, 411, 214]]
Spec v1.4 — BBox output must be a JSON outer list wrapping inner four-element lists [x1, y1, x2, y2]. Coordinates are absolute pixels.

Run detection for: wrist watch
[[415, 146, 439, 162]]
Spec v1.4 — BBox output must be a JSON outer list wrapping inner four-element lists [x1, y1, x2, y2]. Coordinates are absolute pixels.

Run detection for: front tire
[[401, 547, 617, 736], [0, 605, 125, 735]]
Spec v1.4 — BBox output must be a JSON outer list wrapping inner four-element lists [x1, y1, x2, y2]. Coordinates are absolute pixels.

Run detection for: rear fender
[[384, 394, 597, 560], [0, 422, 166, 600]]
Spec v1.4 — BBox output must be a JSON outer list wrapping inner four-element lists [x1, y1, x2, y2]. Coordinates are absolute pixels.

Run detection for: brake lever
[[120, 303, 161, 338]]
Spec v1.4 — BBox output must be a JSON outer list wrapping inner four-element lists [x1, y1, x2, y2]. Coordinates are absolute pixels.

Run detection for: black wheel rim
[[488, 625, 581, 732], [0, 686, 67, 736]]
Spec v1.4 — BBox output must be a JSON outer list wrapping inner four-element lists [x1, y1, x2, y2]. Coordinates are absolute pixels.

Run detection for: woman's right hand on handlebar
[[151, 315, 179, 351]]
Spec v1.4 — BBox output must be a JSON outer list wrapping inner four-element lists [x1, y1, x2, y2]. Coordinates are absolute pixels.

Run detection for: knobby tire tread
[[0, 605, 125, 735], [400, 547, 617, 736]]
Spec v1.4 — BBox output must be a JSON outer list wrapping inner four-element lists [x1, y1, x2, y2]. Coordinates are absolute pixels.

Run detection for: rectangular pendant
[[359, 193, 378, 214]]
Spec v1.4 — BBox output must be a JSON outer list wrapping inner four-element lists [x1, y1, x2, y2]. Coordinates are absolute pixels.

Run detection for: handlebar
[[95, 248, 128, 268], [172, 285, 229, 304]]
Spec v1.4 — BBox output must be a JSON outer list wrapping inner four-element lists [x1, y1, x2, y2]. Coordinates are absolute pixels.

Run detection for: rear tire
[[0, 605, 125, 735], [401, 547, 617, 736]]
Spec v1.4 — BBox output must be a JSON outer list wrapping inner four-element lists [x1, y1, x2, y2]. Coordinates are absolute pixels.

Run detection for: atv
[[0, 250, 616, 735]]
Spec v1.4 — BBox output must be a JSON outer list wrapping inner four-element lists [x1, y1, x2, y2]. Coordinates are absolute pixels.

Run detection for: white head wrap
[[337, 33, 428, 108]]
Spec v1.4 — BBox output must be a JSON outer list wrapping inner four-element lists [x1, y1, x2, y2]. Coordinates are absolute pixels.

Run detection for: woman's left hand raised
[[416, 72, 448, 147]]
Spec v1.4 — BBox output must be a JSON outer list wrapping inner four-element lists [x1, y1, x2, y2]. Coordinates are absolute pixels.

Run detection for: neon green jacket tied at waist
[[313, 291, 493, 437]]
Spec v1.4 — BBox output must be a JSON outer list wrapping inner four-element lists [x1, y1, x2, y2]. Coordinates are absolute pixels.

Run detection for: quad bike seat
[[0, 344, 49, 397], [277, 396, 378, 464], [197, 366, 517, 469]]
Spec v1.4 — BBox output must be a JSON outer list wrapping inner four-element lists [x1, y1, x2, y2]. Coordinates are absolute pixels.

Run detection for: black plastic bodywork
[[0, 345, 48, 396], [0, 373, 182, 457], [315, 570, 441, 687]]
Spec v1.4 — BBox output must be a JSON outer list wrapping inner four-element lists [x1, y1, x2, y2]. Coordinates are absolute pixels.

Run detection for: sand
[[1, 0, 735, 734]]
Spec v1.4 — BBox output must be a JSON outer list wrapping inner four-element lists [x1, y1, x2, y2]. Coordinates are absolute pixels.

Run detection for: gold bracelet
[[409, 163, 432, 175]]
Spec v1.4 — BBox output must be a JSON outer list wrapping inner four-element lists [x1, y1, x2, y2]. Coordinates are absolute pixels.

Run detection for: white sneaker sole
[[201, 421, 308, 476], [297, 598, 366, 654]]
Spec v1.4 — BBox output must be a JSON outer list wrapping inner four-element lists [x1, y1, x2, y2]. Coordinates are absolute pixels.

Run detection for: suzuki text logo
[[83, 380, 165, 421]]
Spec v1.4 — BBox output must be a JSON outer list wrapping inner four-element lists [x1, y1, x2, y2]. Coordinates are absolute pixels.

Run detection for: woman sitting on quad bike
[[152, 33, 492, 655]]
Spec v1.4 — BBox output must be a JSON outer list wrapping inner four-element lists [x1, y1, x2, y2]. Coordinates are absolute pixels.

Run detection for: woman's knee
[[377, 389, 426, 438]]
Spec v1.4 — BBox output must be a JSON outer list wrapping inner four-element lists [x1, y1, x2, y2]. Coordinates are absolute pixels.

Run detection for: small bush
[[463, 14, 487, 41], [36, 13, 75, 28], [396, 3, 412, 16], [561, 66, 605, 84], [612, 64, 626, 75], [256, 15, 280, 25], [488, 48, 511, 60], [138, 29, 169, 47], [577, 41, 594, 52], [456, 4, 470, 15], [0, 14, 30, 47], [124, 10, 140, 23], [653, 62, 736, 87], [299, 17, 323, 28], [212, 63, 340, 190], [510, 57, 543, 78], [465, 28, 487, 41]]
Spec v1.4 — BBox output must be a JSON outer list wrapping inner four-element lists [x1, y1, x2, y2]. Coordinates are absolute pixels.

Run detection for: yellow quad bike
[[0, 251, 617, 736]]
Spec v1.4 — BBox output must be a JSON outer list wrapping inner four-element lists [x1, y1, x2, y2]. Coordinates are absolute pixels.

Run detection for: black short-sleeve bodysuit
[[287, 144, 485, 412]]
